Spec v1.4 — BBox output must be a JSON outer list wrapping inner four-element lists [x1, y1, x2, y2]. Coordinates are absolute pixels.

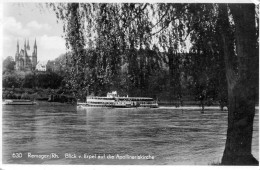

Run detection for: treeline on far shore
[[3, 53, 229, 107], [3, 87, 221, 107], [3, 70, 63, 89], [2, 60, 76, 103], [2, 87, 76, 103]]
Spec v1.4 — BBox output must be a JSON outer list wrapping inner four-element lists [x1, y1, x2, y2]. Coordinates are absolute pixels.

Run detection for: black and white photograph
[[1, 1, 259, 169]]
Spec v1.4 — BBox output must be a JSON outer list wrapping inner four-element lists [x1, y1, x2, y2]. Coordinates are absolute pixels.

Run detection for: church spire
[[15, 39, 20, 62], [34, 38, 37, 48], [24, 39, 26, 49], [27, 39, 30, 50], [32, 38, 37, 70], [17, 39, 19, 52], [24, 38, 27, 55]]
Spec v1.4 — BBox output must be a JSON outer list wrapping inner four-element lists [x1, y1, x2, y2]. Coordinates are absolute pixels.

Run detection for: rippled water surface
[[2, 104, 259, 165]]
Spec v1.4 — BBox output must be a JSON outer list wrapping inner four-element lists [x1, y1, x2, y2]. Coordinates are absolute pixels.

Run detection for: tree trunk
[[219, 4, 258, 165]]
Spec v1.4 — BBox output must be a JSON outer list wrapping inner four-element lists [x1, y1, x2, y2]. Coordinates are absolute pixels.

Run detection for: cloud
[[3, 17, 30, 37], [3, 34, 66, 61], [38, 35, 65, 51], [3, 17, 65, 61], [27, 21, 51, 30], [3, 17, 30, 58], [3, 17, 52, 39], [37, 35, 66, 61]]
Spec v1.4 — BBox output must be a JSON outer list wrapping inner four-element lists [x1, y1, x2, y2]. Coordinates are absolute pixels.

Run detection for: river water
[[2, 104, 259, 165]]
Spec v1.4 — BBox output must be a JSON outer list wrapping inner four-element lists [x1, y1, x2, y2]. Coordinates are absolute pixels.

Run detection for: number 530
[[12, 153, 22, 158]]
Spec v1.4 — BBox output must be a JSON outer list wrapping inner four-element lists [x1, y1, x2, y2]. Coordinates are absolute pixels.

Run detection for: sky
[[3, 3, 66, 62], [1, 0, 256, 62]]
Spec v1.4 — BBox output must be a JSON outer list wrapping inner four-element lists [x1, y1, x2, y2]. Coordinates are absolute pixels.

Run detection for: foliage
[[48, 3, 178, 98], [47, 3, 253, 108], [21, 92, 30, 99], [169, 4, 229, 104], [47, 2, 258, 165], [3, 56, 15, 73], [2, 71, 63, 89], [3, 72, 23, 88]]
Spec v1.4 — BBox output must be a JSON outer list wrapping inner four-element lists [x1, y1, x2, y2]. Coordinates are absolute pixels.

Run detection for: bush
[[30, 93, 39, 100], [15, 93, 22, 99], [36, 72, 63, 89], [5, 93, 16, 99], [3, 70, 64, 89], [22, 73, 35, 88], [3, 73, 21, 88], [21, 92, 30, 99]]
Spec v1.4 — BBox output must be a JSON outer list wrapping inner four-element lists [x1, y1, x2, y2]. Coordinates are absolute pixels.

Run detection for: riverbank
[[2, 87, 76, 103], [2, 87, 226, 107]]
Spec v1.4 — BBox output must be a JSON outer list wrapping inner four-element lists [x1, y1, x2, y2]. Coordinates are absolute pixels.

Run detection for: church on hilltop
[[15, 39, 37, 71]]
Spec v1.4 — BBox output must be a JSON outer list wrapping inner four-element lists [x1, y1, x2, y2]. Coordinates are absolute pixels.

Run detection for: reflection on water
[[2, 105, 259, 165]]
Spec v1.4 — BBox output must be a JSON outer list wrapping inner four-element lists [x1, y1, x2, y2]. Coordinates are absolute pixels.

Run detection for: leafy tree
[[179, 3, 258, 164], [22, 73, 35, 88], [218, 4, 258, 165], [50, 3, 163, 96], [2, 73, 21, 88], [34, 72, 63, 89], [182, 4, 228, 106], [3, 56, 15, 73], [49, 3, 258, 165]]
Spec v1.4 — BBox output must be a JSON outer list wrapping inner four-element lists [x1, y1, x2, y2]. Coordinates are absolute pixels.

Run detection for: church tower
[[15, 40, 19, 60], [27, 39, 30, 50], [15, 38, 38, 71], [24, 39, 27, 58], [16, 40, 19, 53], [15, 40, 20, 70], [32, 38, 37, 70], [23, 39, 28, 70]]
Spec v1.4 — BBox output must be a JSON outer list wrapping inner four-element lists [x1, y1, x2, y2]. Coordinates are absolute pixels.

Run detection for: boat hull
[[77, 103, 158, 108], [78, 92, 159, 108]]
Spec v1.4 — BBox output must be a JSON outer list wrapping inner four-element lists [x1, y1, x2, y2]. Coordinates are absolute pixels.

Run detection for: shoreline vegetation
[[2, 87, 76, 104], [3, 87, 227, 108]]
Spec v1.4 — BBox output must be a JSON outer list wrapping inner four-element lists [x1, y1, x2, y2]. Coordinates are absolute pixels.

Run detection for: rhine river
[[2, 104, 259, 165]]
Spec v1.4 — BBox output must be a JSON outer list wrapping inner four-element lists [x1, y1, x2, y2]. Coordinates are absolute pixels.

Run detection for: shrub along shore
[[2, 87, 76, 104]]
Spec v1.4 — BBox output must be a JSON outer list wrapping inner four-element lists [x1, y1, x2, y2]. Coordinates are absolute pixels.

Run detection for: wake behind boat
[[77, 91, 158, 108], [3, 99, 37, 105]]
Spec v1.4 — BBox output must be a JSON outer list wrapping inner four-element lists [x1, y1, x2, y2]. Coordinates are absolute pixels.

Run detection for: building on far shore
[[15, 38, 37, 71], [36, 61, 47, 72]]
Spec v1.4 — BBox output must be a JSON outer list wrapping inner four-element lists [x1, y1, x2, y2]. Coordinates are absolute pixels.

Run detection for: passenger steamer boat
[[77, 91, 158, 108], [3, 99, 37, 105]]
